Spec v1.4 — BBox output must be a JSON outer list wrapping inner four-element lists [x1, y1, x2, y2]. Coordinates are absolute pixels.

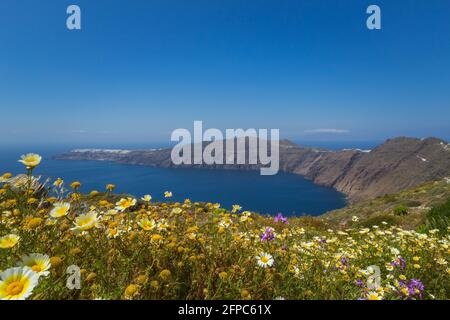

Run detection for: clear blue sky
[[1, 0, 449, 146]]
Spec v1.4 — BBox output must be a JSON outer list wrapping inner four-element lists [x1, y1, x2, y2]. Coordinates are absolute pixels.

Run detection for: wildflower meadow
[[0, 154, 448, 300]]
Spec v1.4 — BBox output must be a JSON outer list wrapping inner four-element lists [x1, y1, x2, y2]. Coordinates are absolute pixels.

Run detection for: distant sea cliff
[[55, 137, 450, 202]]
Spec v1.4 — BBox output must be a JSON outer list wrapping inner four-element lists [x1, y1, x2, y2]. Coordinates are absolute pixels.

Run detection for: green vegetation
[[394, 205, 409, 216], [325, 179, 450, 230], [358, 214, 401, 228], [421, 198, 450, 236]]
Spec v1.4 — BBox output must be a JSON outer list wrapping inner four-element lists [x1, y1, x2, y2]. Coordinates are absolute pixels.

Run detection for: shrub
[[404, 200, 422, 207], [382, 194, 397, 204], [415, 224, 428, 234], [393, 205, 408, 216], [424, 198, 450, 235], [297, 216, 329, 230], [359, 214, 400, 228]]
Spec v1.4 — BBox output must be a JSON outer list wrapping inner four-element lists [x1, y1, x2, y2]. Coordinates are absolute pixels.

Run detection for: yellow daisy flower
[[18, 253, 51, 277], [231, 204, 242, 213], [0, 267, 39, 300], [115, 197, 136, 212], [49, 202, 70, 218], [157, 219, 169, 231], [106, 209, 118, 215], [138, 218, 156, 231], [172, 207, 182, 214], [71, 212, 100, 232], [18, 153, 42, 168], [367, 291, 382, 300], [106, 228, 122, 239], [0, 234, 20, 249], [53, 178, 63, 187]]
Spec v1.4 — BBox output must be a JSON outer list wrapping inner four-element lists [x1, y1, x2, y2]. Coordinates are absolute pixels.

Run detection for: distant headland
[[55, 137, 450, 203]]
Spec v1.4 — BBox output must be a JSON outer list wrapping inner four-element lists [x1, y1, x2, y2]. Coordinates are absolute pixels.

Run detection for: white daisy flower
[[0, 267, 39, 300], [49, 202, 70, 218], [18, 253, 51, 277], [256, 252, 274, 268]]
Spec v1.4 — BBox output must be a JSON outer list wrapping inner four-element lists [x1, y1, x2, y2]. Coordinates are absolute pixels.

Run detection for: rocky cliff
[[55, 137, 450, 202]]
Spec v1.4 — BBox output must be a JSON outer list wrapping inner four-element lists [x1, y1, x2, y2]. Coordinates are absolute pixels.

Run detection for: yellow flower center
[[119, 199, 133, 208], [159, 269, 171, 279], [368, 294, 379, 300], [55, 207, 68, 216], [141, 221, 155, 230], [6, 281, 24, 296], [79, 217, 93, 226], [125, 284, 138, 297], [31, 264, 42, 272], [261, 256, 269, 264], [151, 234, 162, 241]]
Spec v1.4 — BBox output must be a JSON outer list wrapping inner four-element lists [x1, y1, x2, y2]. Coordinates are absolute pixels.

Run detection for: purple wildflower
[[355, 279, 365, 287], [398, 279, 425, 299], [398, 280, 407, 288], [408, 279, 425, 299], [317, 238, 327, 251], [260, 227, 275, 242], [274, 213, 288, 224], [391, 256, 406, 270]]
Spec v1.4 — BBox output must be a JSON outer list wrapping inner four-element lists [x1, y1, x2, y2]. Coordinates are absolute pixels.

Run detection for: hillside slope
[[324, 178, 450, 229]]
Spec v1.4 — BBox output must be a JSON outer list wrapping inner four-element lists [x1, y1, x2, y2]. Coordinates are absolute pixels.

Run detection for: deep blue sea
[[0, 141, 378, 216]]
